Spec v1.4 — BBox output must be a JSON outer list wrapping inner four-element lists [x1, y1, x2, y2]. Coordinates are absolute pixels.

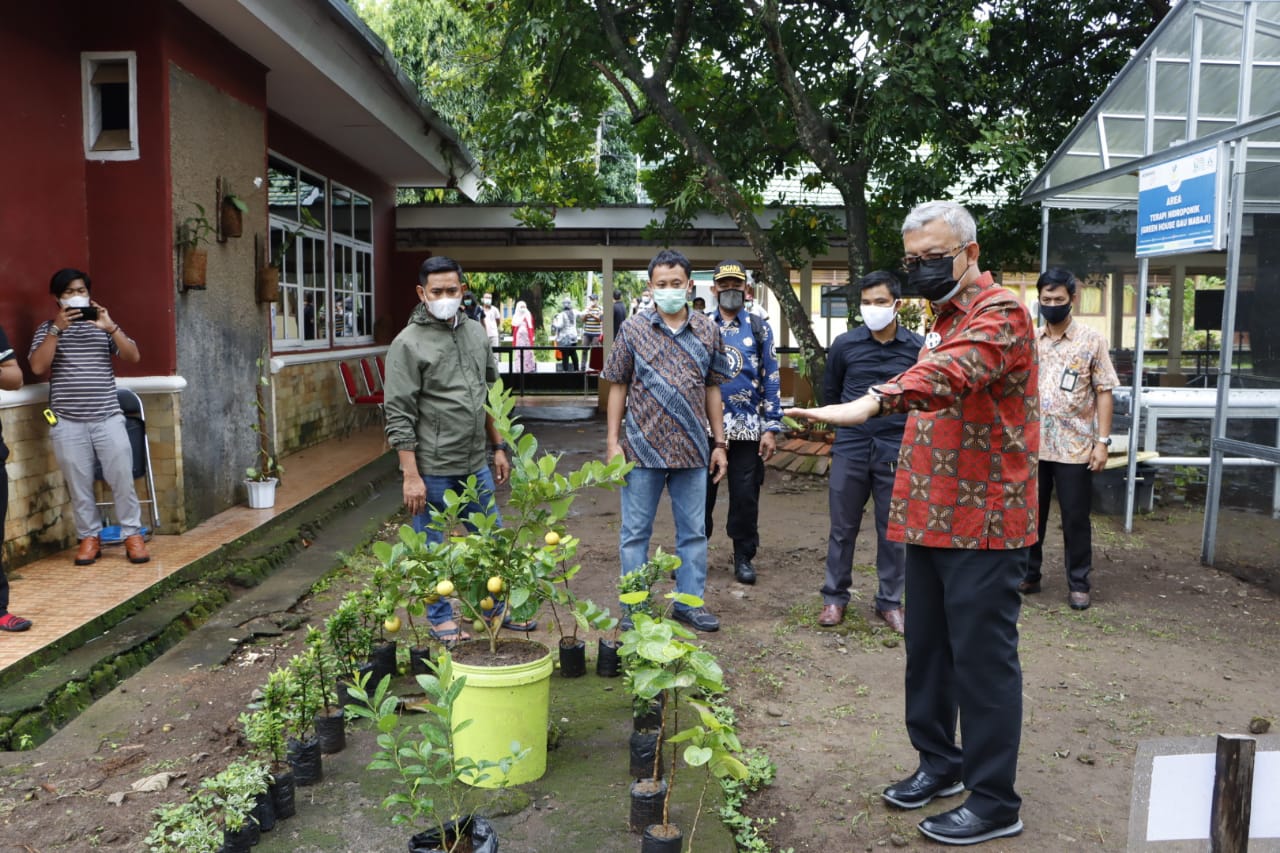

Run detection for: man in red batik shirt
[[787, 200, 1038, 847]]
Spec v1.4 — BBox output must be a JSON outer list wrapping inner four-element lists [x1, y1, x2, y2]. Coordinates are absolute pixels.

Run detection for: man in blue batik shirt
[[703, 260, 783, 585]]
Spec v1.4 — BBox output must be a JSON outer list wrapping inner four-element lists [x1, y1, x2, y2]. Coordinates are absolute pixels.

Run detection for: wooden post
[[1210, 733, 1255, 853]]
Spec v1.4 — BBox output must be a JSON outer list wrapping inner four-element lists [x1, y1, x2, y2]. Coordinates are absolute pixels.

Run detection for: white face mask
[[61, 295, 91, 308], [861, 304, 897, 332], [482, 297, 492, 306], [427, 296, 461, 320]]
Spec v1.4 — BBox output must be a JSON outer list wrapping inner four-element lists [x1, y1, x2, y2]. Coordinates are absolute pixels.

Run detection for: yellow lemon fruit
[[544, 531, 561, 546], [423, 592, 440, 604], [480, 596, 495, 611], [435, 579, 455, 597], [487, 576, 504, 594], [383, 616, 402, 634]]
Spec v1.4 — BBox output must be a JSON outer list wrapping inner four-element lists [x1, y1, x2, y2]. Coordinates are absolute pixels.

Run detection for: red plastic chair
[[375, 355, 386, 384], [338, 362, 383, 407], [360, 357, 381, 395]]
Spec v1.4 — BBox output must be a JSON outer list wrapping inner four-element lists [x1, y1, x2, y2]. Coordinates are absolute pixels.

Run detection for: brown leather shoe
[[1018, 580, 1041, 594], [876, 607, 906, 635], [75, 536, 101, 566], [1068, 591, 1091, 611], [818, 603, 845, 627], [124, 534, 151, 564]]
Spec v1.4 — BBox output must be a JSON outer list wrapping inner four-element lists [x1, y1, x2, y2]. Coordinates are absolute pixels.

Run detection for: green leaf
[[683, 745, 713, 767]]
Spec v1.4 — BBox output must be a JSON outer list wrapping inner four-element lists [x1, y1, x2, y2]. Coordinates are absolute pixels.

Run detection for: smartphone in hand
[[75, 306, 100, 322]]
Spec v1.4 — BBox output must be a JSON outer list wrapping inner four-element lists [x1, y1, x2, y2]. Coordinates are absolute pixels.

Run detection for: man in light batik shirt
[[1020, 267, 1118, 611]]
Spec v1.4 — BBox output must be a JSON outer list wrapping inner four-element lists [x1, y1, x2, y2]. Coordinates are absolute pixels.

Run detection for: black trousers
[[1026, 460, 1093, 592], [904, 544, 1025, 821], [822, 453, 903, 611], [0, 455, 8, 613], [559, 345, 580, 372], [704, 439, 764, 561]]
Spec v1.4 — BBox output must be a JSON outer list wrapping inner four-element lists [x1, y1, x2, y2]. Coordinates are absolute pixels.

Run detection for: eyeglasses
[[901, 243, 969, 273]]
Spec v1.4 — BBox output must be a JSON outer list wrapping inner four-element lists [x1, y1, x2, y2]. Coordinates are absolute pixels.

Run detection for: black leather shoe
[[733, 558, 756, 585], [918, 805, 1023, 846], [882, 769, 964, 809], [671, 606, 720, 632]]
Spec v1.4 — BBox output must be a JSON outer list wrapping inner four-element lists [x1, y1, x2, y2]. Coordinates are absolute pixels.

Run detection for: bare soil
[[1, 413, 1278, 852]]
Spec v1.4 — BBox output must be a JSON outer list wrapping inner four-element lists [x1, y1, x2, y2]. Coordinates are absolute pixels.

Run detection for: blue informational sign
[[1136, 145, 1227, 257]]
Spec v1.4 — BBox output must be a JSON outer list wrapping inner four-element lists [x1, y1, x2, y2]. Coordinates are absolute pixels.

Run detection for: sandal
[[484, 600, 538, 633], [0, 613, 32, 632], [428, 620, 471, 647]]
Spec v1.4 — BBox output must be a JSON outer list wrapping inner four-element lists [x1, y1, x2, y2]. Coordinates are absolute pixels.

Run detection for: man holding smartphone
[[29, 268, 149, 566]]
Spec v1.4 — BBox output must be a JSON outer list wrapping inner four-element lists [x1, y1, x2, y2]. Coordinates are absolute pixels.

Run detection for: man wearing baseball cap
[[704, 260, 783, 585]]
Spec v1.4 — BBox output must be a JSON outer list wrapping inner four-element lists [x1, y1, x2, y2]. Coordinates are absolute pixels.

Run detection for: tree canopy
[[354, 0, 1168, 390]]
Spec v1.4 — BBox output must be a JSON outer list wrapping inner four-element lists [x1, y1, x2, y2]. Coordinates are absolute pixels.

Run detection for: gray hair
[[901, 201, 977, 244]]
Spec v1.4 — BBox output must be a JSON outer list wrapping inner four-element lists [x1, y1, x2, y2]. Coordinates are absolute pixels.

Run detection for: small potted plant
[[326, 592, 377, 704], [239, 669, 296, 821], [300, 629, 346, 755], [144, 797, 221, 853], [347, 649, 526, 853], [619, 590, 729, 848], [176, 203, 216, 289], [200, 758, 272, 853], [281, 657, 323, 787], [666, 699, 749, 850], [543, 536, 616, 677], [245, 352, 283, 509]]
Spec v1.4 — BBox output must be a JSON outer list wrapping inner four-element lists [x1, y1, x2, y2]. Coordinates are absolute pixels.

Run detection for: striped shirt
[[602, 308, 730, 469], [582, 304, 604, 336], [30, 320, 122, 421]]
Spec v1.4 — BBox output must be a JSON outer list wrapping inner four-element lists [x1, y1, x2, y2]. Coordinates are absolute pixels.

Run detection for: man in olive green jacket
[[384, 256, 511, 641]]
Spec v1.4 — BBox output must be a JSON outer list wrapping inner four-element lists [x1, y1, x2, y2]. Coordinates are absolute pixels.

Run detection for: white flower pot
[[245, 477, 278, 509]]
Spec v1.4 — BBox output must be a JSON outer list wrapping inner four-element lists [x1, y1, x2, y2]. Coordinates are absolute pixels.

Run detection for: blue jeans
[[619, 466, 708, 613], [411, 467, 501, 624]]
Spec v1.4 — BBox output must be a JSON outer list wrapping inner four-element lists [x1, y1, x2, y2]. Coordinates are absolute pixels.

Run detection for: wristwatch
[[1095, 436, 1112, 447], [491, 441, 512, 455], [48, 325, 62, 337], [713, 439, 728, 450]]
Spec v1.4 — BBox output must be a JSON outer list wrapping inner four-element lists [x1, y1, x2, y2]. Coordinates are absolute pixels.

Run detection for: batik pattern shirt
[[1037, 319, 1118, 465], [872, 273, 1040, 550], [602, 309, 730, 469], [709, 311, 782, 441]]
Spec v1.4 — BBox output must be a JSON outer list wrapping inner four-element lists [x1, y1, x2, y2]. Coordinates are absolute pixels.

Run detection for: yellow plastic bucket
[[449, 641, 553, 787]]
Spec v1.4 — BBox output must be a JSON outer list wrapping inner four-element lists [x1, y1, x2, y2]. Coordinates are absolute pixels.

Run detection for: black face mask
[[717, 289, 745, 312], [1040, 303, 1071, 325], [909, 255, 965, 302]]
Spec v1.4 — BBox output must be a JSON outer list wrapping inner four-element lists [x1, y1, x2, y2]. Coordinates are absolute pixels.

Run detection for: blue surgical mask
[[652, 288, 688, 314]]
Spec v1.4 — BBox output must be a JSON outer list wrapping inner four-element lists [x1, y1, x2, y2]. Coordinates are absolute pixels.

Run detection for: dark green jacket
[[383, 304, 497, 476]]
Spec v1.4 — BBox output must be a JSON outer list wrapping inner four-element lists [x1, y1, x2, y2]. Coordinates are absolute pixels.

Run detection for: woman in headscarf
[[511, 300, 536, 373]]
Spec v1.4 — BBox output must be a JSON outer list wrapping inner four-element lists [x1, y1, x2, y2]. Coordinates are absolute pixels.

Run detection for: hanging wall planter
[[181, 248, 208, 289], [257, 265, 281, 304], [221, 195, 245, 239]]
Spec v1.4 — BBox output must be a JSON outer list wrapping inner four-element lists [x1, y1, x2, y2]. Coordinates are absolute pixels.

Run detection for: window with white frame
[[81, 51, 139, 161], [267, 154, 375, 348]]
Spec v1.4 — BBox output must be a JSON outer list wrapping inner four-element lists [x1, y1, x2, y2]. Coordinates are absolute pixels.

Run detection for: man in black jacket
[[818, 271, 922, 633]]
